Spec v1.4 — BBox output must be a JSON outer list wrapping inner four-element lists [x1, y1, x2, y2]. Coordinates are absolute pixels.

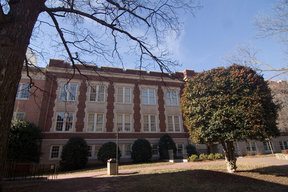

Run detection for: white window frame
[[143, 114, 157, 132], [117, 113, 132, 132], [55, 112, 74, 132], [176, 143, 184, 156], [246, 142, 257, 152], [167, 115, 181, 132], [142, 88, 156, 105], [165, 90, 179, 106], [89, 85, 106, 102], [116, 87, 132, 104], [151, 144, 158, 156], [120, 144, 132, 157], [59, 83, 78, 101], [13, 112, 25, 120], [87, 113, 104, 132], [263, 141, 274, 152], [88, 145, 96, 159], [16, 83, 30, 99], [50, 145, 62, 160], [279, 141, 288, 150]]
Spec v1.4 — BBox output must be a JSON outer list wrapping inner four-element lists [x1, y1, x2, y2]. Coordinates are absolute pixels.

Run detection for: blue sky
[[34, 0, 287, 80], [173, 0, 286, 80]]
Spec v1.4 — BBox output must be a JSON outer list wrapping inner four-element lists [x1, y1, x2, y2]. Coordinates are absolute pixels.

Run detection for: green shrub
[[189, 154, 198, 162], [131, 139, 152, 163], [199, 153, 208, 160], [158, 134, 177, 159], [186, 144, 197, 156], [97, 142, 121, 163], [60, 136, 89, 171], [8, 120, 42, 163], [207, 153, 214, 160], [214, 153, 223, 159]]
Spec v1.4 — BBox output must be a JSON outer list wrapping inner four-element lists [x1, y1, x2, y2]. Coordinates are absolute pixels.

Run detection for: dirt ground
[[3, 155, 288, 192]]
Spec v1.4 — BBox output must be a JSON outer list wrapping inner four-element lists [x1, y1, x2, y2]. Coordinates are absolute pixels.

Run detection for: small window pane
[[174, 116, 180, 132], [98, 86, 105, 102], [167, 116, 173, 132], [56, 113, 65, 131], [51, 146, 60, 159], [124, 88, 131, 104], [142, 89, 148, 104], [90, 87, 96, 101], [96, 114, 103, 132], [117, 114, 123, 131], [69, 84, 77, 101], [87, 114, 95, 132], [144, 115, 149, 132], [117, 88, 123, 103], [150, 115, 156, 132], [149, 90, 156, 104], [125, 114, 130, 131], [65, 113, 73, 131]]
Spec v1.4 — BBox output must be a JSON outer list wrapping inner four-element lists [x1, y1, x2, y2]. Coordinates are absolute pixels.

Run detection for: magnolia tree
[[181, 65, 279, 173]]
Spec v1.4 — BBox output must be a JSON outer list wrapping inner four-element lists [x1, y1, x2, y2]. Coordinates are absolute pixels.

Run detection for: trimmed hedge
[[131, 139, 152, 163], [158, 134, 177, 159], [97, 142, 121, 163], [186, 144, 197, 156], [60, 136, 89, 171]]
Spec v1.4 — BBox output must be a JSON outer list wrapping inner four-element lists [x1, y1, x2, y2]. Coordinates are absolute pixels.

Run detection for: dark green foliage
[[131, 139, 152, 163], [181, 65, 279, 172], [97, 142, 121, 163], [60, 136, 89, 171], [8, 120, 42, 163], [186, 144, 197, 156], [181, 65, 279, 144], [158, 134, 177, 159]]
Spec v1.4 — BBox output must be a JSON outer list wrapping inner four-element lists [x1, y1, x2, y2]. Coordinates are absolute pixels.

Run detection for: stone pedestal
[[107, 158, 118, 175]]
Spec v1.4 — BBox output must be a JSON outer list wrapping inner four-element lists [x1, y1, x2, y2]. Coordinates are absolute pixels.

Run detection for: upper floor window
[[165, 90, 179, 106], [117, 113, 131, 132], [60, 83, 77, 101], [56, 112, 74, 132], [142, 88, 156, 105], [87, 113, 104, 132], [143, 114, 157, 132], [90, 85, 106, 102], [167, 115, 181, 132], [16, 83, 30, 99], [116, 87, 132, 104]]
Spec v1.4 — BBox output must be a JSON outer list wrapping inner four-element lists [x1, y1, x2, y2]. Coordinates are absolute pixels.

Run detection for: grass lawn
[[3, 158, 288, 192]]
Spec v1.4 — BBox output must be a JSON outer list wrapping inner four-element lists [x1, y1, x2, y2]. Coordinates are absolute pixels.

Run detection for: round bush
[[158, 134, 176, 159], [97, 142, 121, 163], [214, 153, 223, 159], [207, 153, 214, 160], [186, 144, 197, 156], [8, 120, 42, 163], [60, 136, 89, 171], [131, 139, 152, 163], [199, 153, 208, 161], [189, 154, 198, 162]]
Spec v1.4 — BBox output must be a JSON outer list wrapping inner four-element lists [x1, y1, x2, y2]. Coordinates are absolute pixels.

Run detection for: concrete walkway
[[50, 155, 288, 180]]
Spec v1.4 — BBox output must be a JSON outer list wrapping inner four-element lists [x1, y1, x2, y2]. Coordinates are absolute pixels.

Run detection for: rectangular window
[[55, 112, 74, 132], [143, 115, 157, 132], [124, 144, 132, 156], [50, 145, 62, 159], [117, 114, 131, 132], [165, 90, 179, 106], [90, 85, 105, 102], [263, 141, 274, 152], [142, 89, 156, 105], [177, 144, 183, 156], [151, 144, 158, 155], [279, 141, 288, 150], [13, 112, 25, 120], [87, 113, 104, 132], [88, 145, 93, 158], [246, 142, 257, 152], [116, 87, 132, 104], [16, 83, 30, 99], [167, 115, 181, 132], [60, 83, 77, 101]]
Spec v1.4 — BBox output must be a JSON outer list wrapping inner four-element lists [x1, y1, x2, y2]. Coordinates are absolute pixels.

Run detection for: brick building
[[14, 59, 288, 164]]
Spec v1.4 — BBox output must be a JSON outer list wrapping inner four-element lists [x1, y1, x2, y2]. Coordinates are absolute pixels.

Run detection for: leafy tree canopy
[[181, 65, 279, 172]]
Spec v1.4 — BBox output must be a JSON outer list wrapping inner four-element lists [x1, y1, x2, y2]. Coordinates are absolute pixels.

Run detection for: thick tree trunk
[[221, 141, 237, 173], [0, 1, 45, 191]]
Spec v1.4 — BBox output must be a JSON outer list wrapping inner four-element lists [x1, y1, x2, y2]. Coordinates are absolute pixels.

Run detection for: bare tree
[[0, 0, 199, 190], [224, 1, 288, 79]]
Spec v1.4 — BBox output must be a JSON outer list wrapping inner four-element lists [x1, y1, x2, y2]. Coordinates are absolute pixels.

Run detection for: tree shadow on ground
[[3, 169, 288, 192], [239, 165, 288, 177]]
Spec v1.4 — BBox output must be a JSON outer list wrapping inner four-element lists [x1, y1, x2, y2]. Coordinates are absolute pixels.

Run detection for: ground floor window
[[151, 144, 158, 156], [120, 144, 132, 157], [13, 112, 25, 120], [50, 145, 62, 160], [176, 144, 183, 156], [263, 141, 274, 152], [279, 141, 288, 150], [246, 142, 257, 152]]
